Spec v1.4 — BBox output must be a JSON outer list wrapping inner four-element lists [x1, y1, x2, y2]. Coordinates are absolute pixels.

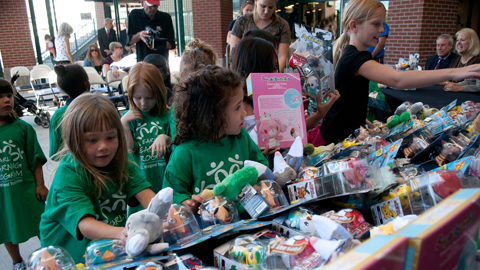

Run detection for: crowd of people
[[2, 0, 480, 269]]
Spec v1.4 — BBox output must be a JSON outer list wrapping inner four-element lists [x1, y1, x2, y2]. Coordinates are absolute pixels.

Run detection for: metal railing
[[40, 19, 97, 66]]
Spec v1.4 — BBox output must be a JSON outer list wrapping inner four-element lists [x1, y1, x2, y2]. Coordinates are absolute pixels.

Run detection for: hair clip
[[194, 47, 199, 50], [343, 30, 347, 34]]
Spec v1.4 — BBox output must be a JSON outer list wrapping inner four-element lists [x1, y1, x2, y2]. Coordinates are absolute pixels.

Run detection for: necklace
[[459, 55, 473, 68]]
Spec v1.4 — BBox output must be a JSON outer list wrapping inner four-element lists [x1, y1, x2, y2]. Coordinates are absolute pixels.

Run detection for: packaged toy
[[162, 204, 201, 246], [85, 239, 126, 266], [26, 246, 76, 270], [228, 235, 266, 269], [199, 197, 239, 229]]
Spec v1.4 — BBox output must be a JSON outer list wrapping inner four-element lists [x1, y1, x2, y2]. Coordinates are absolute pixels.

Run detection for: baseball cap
[[145, 0, 160, 6]]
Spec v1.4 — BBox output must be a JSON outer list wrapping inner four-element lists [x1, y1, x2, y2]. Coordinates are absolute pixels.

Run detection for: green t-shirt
[[39, 153, 151, 263], [49, 104, 68, 157], [163, 128, 268, 204], [0, 119, 47, 245]]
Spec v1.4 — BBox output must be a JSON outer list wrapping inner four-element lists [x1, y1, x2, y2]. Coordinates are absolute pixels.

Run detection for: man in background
[[425, 34, 458, 70], [120, 19, 130, 56], [98, 18, 117, 58]]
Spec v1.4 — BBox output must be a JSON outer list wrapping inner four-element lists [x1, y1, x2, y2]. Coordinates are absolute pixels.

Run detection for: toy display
[[213, 166, 259, 201], [283, 208, 316, 234], [162, 204, 201, 246], [322, 209, 371, 239], [84, 238, 126, 265], [280, 235, 322, 269], [273, 152, 297, 187], [254, 180, 288, 209], [26, 246, 76, 270], [135, 261, 164, 270], [228, 235, 266, 269], [199, 197, 239, 229], [125, 188, 172, 258]]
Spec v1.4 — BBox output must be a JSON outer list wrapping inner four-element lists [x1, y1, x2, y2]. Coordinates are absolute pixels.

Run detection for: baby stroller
[[11, 71, 51, 128]]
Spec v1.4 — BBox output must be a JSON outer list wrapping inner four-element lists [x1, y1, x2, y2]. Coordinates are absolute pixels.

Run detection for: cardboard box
[[396, 188, 480, 270], [321, 235, 408, 270]]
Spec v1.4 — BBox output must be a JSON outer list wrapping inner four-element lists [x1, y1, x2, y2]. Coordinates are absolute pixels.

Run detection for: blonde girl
[[316, 0, 480, 145], [40, 93, 155, 263], [179, 38, 218, 80], [121, 62, 171, 214]]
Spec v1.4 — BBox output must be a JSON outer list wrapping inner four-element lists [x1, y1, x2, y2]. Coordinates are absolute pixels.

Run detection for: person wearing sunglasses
[[103, 42, 125, 77], [83, 44, 104, 74]]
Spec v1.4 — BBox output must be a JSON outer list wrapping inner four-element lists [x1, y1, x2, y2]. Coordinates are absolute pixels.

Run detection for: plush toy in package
[[248, 73, 307, 149]]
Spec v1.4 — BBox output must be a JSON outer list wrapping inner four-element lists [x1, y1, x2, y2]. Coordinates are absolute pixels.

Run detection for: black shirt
[[320, 45, 372, 144], [128, 9, 176, 61]]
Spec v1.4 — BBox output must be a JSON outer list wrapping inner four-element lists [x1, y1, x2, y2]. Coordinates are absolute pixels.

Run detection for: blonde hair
[[456, 28, 480, 57], [253, 0, 278, 24], [60, 93, 129, 197], [333, 0, 385, 69], [86, 44, 104, 61], [179, 39, 218, 80], [109, 41, 122, 52], [127, 62, 169, 115]]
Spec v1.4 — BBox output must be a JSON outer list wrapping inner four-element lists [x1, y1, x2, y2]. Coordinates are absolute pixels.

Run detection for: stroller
[[11, 71, 51, 128]]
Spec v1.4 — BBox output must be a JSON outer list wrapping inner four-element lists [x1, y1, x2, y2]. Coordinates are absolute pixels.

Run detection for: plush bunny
[[256, 113, 287, 148], [125, 187, 173, 257]]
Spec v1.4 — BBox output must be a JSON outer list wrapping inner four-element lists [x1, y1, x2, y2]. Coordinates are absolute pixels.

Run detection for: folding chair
[[105, 70, 128, 91], [87, 71, 127, 110], [10, 66, 31, 92], [48, 70, 67, 108], [30, 68, 61, 107], [121, 75, 129, 93], [83, 66, 98, 74], [33, 64, 52, 72], [75, 61, 84, 66]]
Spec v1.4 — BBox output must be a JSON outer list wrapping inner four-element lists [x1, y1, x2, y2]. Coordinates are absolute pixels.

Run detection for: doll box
[[395, 188, 480, 270], [321, 235, 408, 270], [248, 73, 307, 149]]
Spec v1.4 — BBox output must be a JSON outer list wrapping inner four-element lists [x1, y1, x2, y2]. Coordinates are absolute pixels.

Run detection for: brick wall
[[385, 0, 457, 66], [192, 0, 232, 65], [0, 0, 36, 69], [95, 2, 106, 30]]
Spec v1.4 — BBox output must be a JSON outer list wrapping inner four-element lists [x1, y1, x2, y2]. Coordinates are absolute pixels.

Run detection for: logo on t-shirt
[[194, 154, 243, 194], [0, 140, 25, 187]]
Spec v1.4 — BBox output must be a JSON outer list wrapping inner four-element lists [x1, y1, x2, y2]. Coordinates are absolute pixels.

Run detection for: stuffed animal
[[305, 76, 319, 96], [273, 152, 297, 187], [213, 166, 259, 201], [285, 136, 304, 173], [387, 112, 410, 129], [244, 160, 275, 181], [256, 113, 287, 148], [125, 187, 172, 257]]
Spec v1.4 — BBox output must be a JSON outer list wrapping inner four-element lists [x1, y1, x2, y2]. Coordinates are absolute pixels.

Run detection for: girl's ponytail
[[333, 32, 350, 70]]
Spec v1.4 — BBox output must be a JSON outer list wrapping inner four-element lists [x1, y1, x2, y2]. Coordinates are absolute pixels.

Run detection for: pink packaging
[[247, 73, 307, 149]]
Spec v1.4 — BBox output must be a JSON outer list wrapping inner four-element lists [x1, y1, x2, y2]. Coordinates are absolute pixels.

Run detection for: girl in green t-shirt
[[40, 93, 156, 263], [0, 78, 48, 270], [121, 62, 172, 213], [163, 66, 268, 213]]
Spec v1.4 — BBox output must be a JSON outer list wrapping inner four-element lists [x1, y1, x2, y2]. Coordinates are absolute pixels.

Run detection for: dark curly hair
[[0, 78, 18, 123], [54, 64, 90, 99], [173, 66, 243, 145]]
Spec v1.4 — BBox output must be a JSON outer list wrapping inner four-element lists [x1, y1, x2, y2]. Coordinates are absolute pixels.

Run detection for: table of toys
[[25, 28, 480, 270]]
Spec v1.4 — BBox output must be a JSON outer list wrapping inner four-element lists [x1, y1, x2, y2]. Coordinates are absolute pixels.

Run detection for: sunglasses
[[90, 49, 98, 52]]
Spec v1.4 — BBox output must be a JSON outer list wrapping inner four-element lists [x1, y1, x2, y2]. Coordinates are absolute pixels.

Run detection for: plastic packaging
[[84, 239, 126, 266], [199, 197, 239, 230], [26, 246, 77, 270], [228, 235, 266, 269], [163, 204, 202, 246]]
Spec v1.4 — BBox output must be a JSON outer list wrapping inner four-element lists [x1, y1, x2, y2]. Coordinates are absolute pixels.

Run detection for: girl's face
[[133, 84, 156, 113], [256, 0, 276, 21], [222, 86, 247, 136], [354, 9, 385, 50], [0, 93, 13, 118], [242, 4, 254, 15], [83, 127, 119, 168], [456, 33, 470, 55]]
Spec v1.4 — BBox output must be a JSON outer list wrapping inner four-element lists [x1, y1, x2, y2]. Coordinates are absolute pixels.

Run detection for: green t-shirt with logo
[[163, 128, 268, 205], [0, 119, 47, 245], [39, 153, 151, 263]]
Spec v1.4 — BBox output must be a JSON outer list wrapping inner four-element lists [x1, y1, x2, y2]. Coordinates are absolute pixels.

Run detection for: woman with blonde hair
[[102, 41, 124, 76], [178, 39, 218, 80], [230, 0, 290, 72], [55, 22, 74, 65], [450, 28, 480, 68], [83, 44, 104, 74]]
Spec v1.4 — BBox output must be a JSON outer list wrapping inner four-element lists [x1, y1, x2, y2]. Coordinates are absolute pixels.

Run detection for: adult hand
[[148, 134, 169, 158], [113, 67, 120, 78], [121, 110, 143, 126], [444, 83, 463, 92], [182, 194, 204, 214], [36, 185, 48, 201], [139, 30, 156, 51], [125, 45, 131, 52], [104, 49, 112, 55]]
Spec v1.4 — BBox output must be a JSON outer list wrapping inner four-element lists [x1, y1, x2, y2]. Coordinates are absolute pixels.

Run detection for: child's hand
[[148, 134, 170, 158], [315, 90, 340, 117], [118, 227, 128, 242], [182, 194, 204, 214], [121, 110, 143, 126], [36, 185, 48, 201], [262, 143, 279, 156]]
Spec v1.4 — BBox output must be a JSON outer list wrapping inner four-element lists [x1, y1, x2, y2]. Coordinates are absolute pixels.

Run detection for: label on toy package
[[441, 99, 457, 112], [237, 184, 269, 219], [368, 139, 403, 169], [267, 238, 306, 255], [431, 156, 473, 174], [248, 73, 307, 149], [287, 179, 317, 204], [370, 197, 404, 226]]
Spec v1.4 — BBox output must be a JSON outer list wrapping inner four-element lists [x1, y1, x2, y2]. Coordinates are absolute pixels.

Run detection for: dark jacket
[[98, 27, 117, 58], [424, 53, 458, 70]]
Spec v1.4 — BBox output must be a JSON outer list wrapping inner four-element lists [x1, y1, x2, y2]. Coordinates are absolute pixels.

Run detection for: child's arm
[[78, 215, 127, 241], [305, 90, 340, 130], [134, 188, 156, 209], [148, 134, 171, 158], [34, 162, 48, 201], [357, 62, 480, 90], [121, 111, 143, 153]]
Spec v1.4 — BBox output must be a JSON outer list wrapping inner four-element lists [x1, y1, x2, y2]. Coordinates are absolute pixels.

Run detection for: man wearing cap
[[128, 0, 176, 62]]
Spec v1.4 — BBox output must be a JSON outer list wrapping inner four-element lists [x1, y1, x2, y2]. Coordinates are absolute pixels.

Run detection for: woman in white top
[[55, 22, 74, 65]]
